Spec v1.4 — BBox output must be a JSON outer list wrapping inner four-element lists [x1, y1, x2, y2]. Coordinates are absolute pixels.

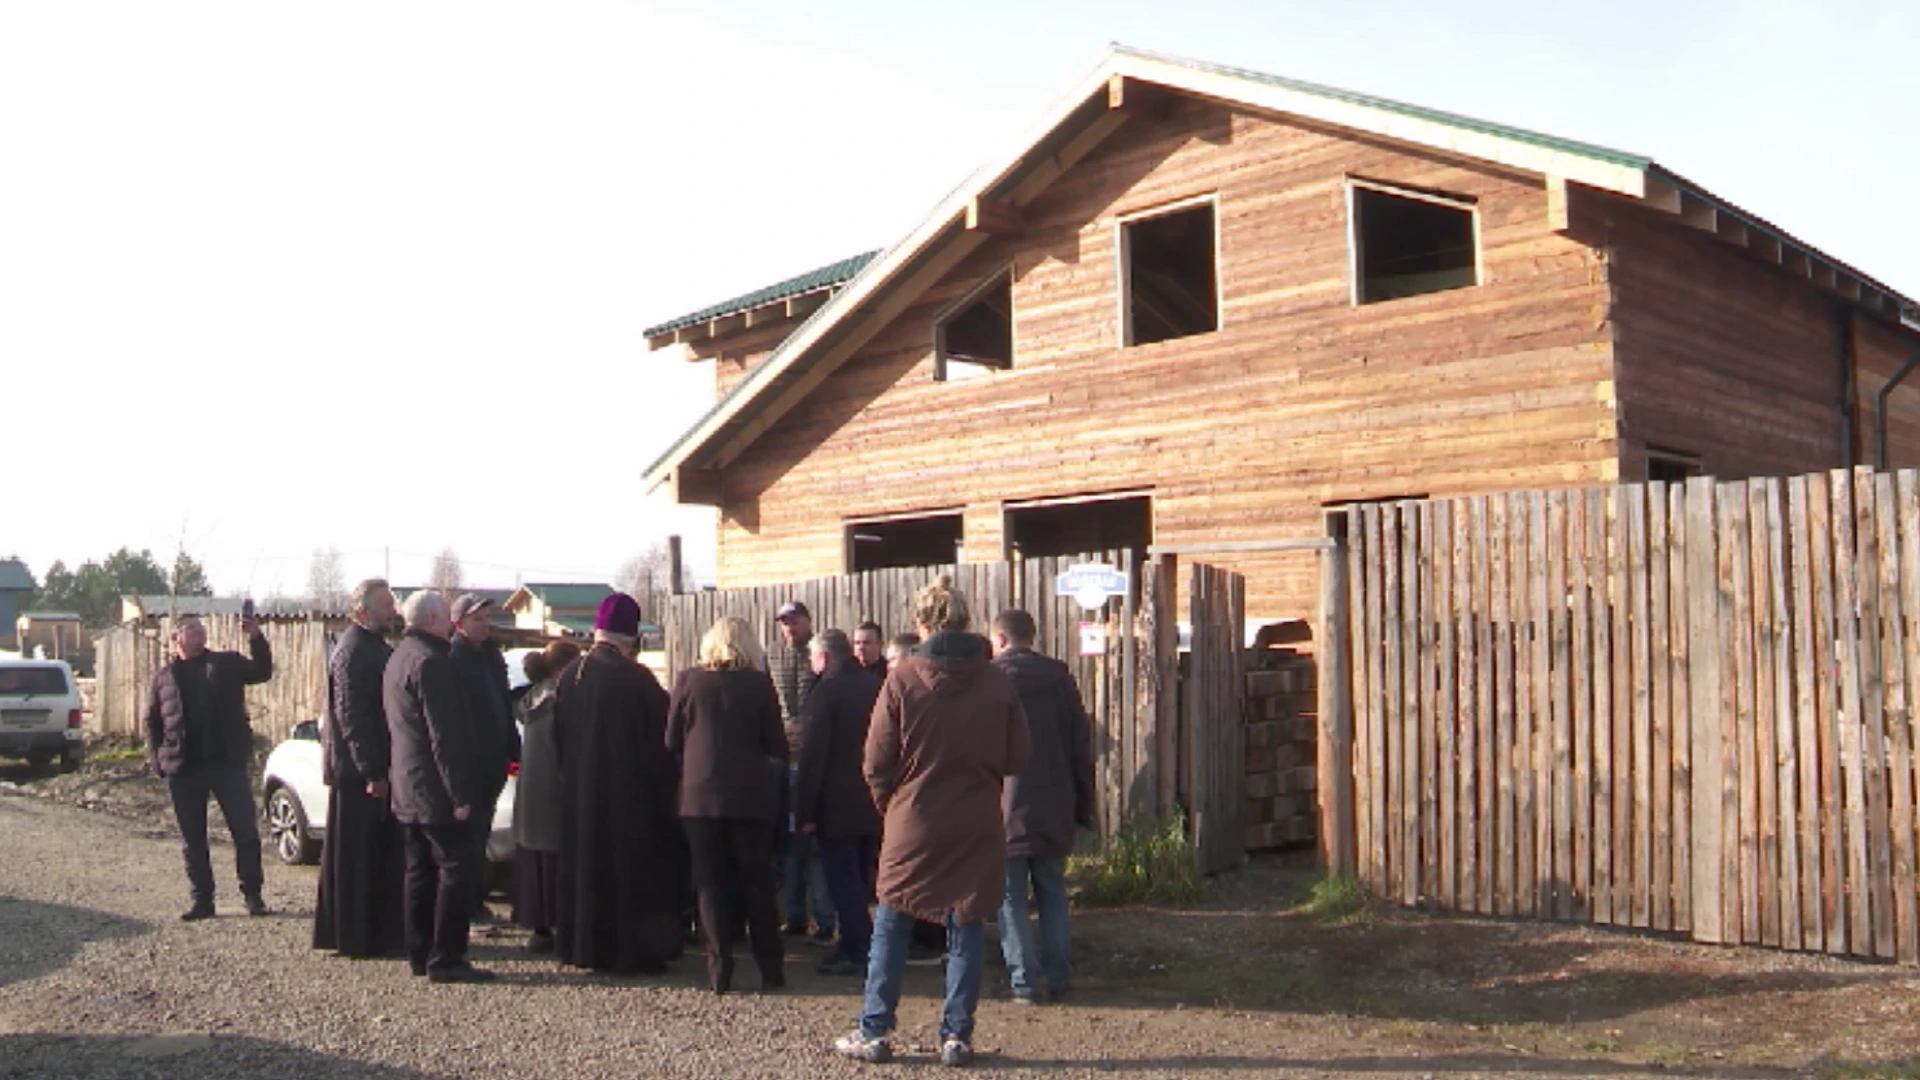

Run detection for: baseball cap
[[450, 594, 494, 622], [776, 600, 810, 622]]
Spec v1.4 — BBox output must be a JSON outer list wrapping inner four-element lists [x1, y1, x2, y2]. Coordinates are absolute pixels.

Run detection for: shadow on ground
[[0, 1034, 444, 1079], [0, 897, 151, 990]]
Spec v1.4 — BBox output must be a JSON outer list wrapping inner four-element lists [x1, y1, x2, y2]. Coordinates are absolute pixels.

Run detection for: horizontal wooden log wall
[[1335, 468, 1920, 963]]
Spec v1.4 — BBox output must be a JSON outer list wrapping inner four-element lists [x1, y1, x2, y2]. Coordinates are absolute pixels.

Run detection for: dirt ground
[[4, 746, 1920, 1079]]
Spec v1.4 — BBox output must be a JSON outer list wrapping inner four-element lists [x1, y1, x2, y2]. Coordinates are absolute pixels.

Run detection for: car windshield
[[0, 668, 69, 695]]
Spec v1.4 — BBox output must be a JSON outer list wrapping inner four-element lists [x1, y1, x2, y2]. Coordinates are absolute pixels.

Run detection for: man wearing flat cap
[[550, 593, 683, 974], [448, 593, 519, 922]]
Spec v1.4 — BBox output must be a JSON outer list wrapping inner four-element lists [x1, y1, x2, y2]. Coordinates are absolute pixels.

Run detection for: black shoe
[[781, 922, 809, 936], [526, 930, 554, 954], [810, 926, 838, 946], [761, 970, 786, 991], [243, 894, 270, 917], [179, 902, 215, 922], [816, 955, 864, 977], [472, 905, 502, 926], [427, 963, 496, 984]]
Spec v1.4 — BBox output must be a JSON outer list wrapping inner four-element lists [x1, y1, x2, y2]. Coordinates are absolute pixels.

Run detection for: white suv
[[0, 659, 85, 772], [260, 719, 517, 868]]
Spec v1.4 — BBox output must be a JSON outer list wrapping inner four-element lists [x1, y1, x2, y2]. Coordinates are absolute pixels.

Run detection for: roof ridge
[[1110, 44, 1651, 170]]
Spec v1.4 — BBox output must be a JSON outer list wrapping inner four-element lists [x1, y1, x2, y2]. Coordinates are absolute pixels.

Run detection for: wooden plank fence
[[93, 616, 334, 749], [1328, 468, 1920, 963], [662, 553, 1250, 871]]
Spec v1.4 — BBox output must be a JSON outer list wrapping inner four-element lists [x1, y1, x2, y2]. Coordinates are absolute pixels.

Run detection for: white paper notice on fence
[[1078, 622, 1107, 657]]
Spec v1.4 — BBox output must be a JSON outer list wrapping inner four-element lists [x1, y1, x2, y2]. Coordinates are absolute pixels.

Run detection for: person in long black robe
[[551, 619, 684, 975], [313, 585, 407, 957]]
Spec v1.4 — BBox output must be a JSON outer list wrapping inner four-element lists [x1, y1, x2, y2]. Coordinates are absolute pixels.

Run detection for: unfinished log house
[[641, 47, 1920, 625]]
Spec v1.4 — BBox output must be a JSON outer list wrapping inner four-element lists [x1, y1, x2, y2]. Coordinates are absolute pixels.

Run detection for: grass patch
[[91, 746, 146, 762], [1069, 811, 1207, 907], [1292, 872, 1373, 925], [1643, 1042, 1695, 1067]]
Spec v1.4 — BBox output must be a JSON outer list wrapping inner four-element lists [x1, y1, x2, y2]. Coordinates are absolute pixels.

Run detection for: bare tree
[[307, 547, 347, 611], [429, 548, 463, 594], [617, 540, 689, 617]]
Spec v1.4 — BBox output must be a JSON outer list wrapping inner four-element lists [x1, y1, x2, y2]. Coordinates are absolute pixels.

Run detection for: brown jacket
[[666, 666, 788, 820], [865, 631, 1030, 924]]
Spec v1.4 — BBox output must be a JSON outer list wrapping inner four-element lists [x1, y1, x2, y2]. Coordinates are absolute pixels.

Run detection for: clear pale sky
[[5, 0, 1915, 599]]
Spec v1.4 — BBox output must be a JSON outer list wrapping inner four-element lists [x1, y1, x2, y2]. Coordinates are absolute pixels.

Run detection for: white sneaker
[[834, 1030, 892, 1064], [939, 1037, 973, 1067]]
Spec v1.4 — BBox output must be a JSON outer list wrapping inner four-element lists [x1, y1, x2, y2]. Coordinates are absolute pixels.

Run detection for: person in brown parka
[[834, 577, 1030, 1068]]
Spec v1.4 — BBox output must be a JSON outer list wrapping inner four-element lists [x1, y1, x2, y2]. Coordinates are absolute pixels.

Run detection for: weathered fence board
[[1334, 467, 1920, 964]]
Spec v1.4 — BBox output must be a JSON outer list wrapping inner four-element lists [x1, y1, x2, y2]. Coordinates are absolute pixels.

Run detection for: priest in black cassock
[[551, 593, 684, 975], [312, 578, 406, 957]]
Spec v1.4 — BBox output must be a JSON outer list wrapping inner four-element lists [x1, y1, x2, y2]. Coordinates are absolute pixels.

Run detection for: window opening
[[1124, 202, 1217, 345], [846, 513, 965, 572], [1351, 183, 1477, 303], [1005, 496, 1152, 560], [935, 272, 1012, 381]]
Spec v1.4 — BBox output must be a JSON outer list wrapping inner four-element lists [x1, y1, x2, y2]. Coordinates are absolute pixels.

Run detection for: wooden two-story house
[[640, 47, 1920, 622]]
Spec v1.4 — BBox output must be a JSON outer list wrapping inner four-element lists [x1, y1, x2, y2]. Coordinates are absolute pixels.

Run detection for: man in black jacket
[[385, 590, 492, 983], [795, 629, 882, 976], [990, 609, 1094, 1004], [144, 611, 274, 921], [448, 593, 518, 921], [313, 578, 404, 956]]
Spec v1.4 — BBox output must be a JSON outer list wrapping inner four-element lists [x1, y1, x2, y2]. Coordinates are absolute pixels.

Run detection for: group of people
[[143, 571, 1094, 1066], [309, 581, 679, 982]]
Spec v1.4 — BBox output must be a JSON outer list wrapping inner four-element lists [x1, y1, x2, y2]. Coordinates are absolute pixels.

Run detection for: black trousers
[[683, 817, 783, 985], [402, 822, 476, 972], [164, 761, 263, 904], [469, 785, 502, 910]]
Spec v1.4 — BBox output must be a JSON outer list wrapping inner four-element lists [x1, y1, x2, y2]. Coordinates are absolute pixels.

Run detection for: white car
[[0, 659, 86, 772], [261, 718, 517, 868]]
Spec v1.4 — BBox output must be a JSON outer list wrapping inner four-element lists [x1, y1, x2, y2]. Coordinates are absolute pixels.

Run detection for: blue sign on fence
[[1054, 563, 1127, 609]]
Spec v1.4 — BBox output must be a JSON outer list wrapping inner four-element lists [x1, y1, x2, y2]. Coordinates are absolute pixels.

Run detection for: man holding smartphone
[[143, 606, 275, 921]]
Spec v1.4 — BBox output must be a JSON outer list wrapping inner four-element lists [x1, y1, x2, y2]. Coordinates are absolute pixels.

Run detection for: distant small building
[[0, 559, 33, 651], [504, 583, 620, 637], [15, 612, 84, 662]]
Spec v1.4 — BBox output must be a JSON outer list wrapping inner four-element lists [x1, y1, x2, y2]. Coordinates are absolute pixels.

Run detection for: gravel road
[[1, 786, 1900, 1080], [0, 789, 1325, 1080]]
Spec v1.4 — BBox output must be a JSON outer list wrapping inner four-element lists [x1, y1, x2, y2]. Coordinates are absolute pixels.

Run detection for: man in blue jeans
[[143, 612, 275, 921], [990, 609, 1094, 1004]]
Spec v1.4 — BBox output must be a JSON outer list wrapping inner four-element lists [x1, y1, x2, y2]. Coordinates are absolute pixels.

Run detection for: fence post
[[1685, 476, 1726, 944], [1319, 515, 1355, 875]]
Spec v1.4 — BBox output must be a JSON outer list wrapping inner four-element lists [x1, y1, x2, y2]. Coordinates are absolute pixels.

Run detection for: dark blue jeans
[[164, 760, 263, 904], [999, 855, 1071, 995], [817, 834, 876, 965], [859, 903, 984, 1043]]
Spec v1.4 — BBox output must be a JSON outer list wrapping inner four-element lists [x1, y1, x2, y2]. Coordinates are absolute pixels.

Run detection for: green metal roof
[[1111, 45, 1651, 171], [524, 583, 615, 609], [642, 251, 880, 338]]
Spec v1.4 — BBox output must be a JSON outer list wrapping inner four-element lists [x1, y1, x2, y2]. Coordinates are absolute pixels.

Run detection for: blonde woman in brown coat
[[834, 577, 1030, 1067]]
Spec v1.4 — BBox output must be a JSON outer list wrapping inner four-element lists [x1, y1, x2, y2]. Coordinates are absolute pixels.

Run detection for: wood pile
[[1243, 648, 1318, 851]]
